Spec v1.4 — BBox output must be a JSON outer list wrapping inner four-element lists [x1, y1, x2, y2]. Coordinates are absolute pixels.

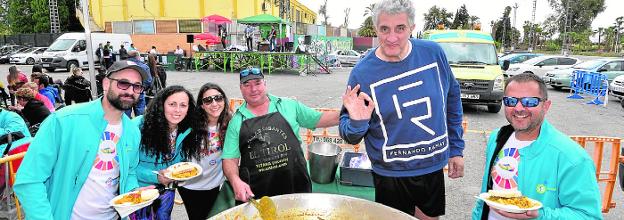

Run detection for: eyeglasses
[[202, 94, 224, 104], [502, 96, 545, 108], [240, 68, 262, 77], [108, 77, 144, 93]]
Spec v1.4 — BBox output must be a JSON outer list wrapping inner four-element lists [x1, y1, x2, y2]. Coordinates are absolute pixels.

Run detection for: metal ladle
[[247, 195, 277, 220]]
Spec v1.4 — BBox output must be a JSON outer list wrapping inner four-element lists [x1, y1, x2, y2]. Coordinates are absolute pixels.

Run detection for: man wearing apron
[[222, 67, 355, 202]]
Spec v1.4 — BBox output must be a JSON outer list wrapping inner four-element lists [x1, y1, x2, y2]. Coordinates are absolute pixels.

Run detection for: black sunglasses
[[202, 94, 224, 104], [108, 77, 144, 93], [240, 68, 262, 77], [502, 96, 544, 108]]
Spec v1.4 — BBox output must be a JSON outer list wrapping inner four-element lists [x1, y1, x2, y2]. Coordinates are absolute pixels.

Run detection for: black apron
[[238, 111, 311, 198]]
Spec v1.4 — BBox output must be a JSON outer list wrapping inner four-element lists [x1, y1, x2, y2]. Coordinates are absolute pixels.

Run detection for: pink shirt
[[35, 93, 55, 112]]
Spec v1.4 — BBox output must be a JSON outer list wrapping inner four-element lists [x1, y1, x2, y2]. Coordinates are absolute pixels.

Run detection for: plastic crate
[[339, 152, 374, 187]]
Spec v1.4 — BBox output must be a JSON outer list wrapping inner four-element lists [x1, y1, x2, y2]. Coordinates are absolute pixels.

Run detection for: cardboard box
[[339, 152, 374, 187]]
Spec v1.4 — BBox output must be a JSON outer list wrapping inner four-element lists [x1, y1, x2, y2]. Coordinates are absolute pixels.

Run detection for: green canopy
[[237, 14, 288, 24]]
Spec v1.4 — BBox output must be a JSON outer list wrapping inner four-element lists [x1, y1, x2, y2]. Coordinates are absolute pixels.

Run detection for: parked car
[[0, 47, 31, 64], [0, 45, 25, 56], [544, 58, 624, 90], [9, 47, 48, 65], [360, 48, 374, 58], [608, 74, 624, 103], [505, 55, 580, 77], [498, 53, 542, 67], [328, 50, 361, 66]]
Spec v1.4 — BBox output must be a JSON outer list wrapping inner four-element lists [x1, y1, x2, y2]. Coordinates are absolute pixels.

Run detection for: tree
[[31, 0, 50, 32], [493, 6, 512, 48], [548, 0, 605, 33], [363, 3, 375, 17], [423, 6, 453, 30], [468, 15, 480, 29], [7, 0, 34, 33], [0, 0, 9, 34], [343, 8, 350, 28], [451, 4, 470, 29], [358, 16, 376, 37], [318, 0, 330, 26], [594, 27, 605, 50]]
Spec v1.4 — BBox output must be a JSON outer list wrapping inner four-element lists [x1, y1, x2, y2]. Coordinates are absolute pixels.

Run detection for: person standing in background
[[245, 26, 254, 52]]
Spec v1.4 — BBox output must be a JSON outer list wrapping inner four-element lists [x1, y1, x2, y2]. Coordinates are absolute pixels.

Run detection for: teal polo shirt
[[222, 94, 322, 159]]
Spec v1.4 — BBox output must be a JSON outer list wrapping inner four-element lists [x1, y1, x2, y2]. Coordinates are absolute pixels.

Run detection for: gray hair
[[505, 73, 549, 100], [128, 50, 140, 58], [372, 0, 415, 27]]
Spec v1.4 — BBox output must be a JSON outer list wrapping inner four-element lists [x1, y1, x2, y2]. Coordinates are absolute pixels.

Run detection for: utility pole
[[529, 0, 536, 52], [512, 3, 518, 51]]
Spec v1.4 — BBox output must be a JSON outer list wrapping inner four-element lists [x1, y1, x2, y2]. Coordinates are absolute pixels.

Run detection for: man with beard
[[472, 73, 601, 219], [14, 61, 151, 220]]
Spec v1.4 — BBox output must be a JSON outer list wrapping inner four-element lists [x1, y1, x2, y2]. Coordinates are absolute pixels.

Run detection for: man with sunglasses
[[222, 67, 344, 203], [472, 73, 601, 219], [14, 61, 151, 220]]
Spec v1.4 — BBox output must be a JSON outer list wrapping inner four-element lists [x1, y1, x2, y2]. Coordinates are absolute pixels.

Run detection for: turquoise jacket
[[133, 115, 191, 186], [13, 99, 141, 220], [0, 109, 31, 153], [472, 120, 602, 220]]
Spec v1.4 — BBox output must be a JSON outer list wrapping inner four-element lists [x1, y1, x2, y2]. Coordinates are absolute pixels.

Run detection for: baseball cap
[[106, 60, 149, 81], [240, 67, 264, 83]]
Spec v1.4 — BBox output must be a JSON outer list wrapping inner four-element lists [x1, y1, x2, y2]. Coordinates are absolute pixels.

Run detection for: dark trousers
[[221, 38, 227, 50], [246, 37, 253, 51], [178, 186, 220, 220]]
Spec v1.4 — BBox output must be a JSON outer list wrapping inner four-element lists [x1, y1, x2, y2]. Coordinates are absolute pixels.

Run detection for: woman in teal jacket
[[131, 86, 204, 220]]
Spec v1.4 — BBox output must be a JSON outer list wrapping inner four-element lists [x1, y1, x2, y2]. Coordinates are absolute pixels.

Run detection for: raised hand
[[342, 84, 375, 121]]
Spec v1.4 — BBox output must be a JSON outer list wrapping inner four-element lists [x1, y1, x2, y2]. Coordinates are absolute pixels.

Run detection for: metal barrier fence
[[0, 34, 64, 47], [567, 70, 609, 106]]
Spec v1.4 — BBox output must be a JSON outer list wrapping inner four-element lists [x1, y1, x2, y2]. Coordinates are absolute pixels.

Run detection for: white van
[[41, 33, 132, 72]]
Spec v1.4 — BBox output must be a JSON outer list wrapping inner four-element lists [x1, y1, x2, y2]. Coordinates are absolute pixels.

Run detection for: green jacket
[[132, 115, 191, 186], [13, 99, 141, 220], [472, 120, 602, 220]]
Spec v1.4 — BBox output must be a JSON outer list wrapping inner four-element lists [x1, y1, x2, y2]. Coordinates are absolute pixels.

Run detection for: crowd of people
[[2, 0, 605, 220]]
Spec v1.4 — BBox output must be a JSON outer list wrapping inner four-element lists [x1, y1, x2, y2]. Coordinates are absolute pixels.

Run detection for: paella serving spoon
[[247, 195, 277, 220]]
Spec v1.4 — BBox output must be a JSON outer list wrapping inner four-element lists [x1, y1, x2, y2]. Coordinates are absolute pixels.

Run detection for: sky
[[298, 0, 622, 37]]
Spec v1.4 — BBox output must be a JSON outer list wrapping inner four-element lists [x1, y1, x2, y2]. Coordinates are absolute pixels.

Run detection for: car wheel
[[621, 99, 624, 109], [487, 103, 502, 113], [67, 61, 79, 71], [523, 71, 534, 74], [26, 57, 35, 65], [551, 85, 563, 90], [45, 68, 55, 72]]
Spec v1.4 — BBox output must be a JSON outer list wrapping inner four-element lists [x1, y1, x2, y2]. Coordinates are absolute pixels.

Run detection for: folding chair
[[0, 140, 30, 220]]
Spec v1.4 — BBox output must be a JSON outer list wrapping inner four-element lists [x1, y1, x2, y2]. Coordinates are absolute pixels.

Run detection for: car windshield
[[499, 54, 520, 60], [523, 56, 549, 65], [48, 39, 76, 51], [20, 48, 37, 54], [438, 42, 498, 65], [572, 60, 607, 70]]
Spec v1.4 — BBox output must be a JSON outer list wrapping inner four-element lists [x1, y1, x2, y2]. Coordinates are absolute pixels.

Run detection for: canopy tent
[[201, 14, 232, 24], [237, 14, 288, 25], [237, 14, 290, 51]]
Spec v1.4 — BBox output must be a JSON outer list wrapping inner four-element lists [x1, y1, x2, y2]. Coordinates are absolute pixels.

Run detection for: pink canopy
[[201, 14, 232, 24]]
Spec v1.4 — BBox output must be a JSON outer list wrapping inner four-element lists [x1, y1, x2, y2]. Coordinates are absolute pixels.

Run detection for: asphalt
[[1, 64, 623, 219]]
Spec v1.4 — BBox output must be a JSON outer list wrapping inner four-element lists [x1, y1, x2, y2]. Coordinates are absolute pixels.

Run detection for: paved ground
[[1, 64, 623, 219]]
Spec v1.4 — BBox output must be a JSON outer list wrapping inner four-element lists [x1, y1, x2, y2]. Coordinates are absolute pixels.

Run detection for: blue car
[[498, 53, 542, 67]]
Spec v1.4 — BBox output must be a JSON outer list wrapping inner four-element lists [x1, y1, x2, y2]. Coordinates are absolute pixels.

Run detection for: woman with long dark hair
[[130, 85, 204, 220], [178, 83, 231, 220]]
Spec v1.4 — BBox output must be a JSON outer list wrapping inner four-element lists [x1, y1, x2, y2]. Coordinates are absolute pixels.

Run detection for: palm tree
[[343, 8, 351, 28], [363, 3, 375, 17]]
